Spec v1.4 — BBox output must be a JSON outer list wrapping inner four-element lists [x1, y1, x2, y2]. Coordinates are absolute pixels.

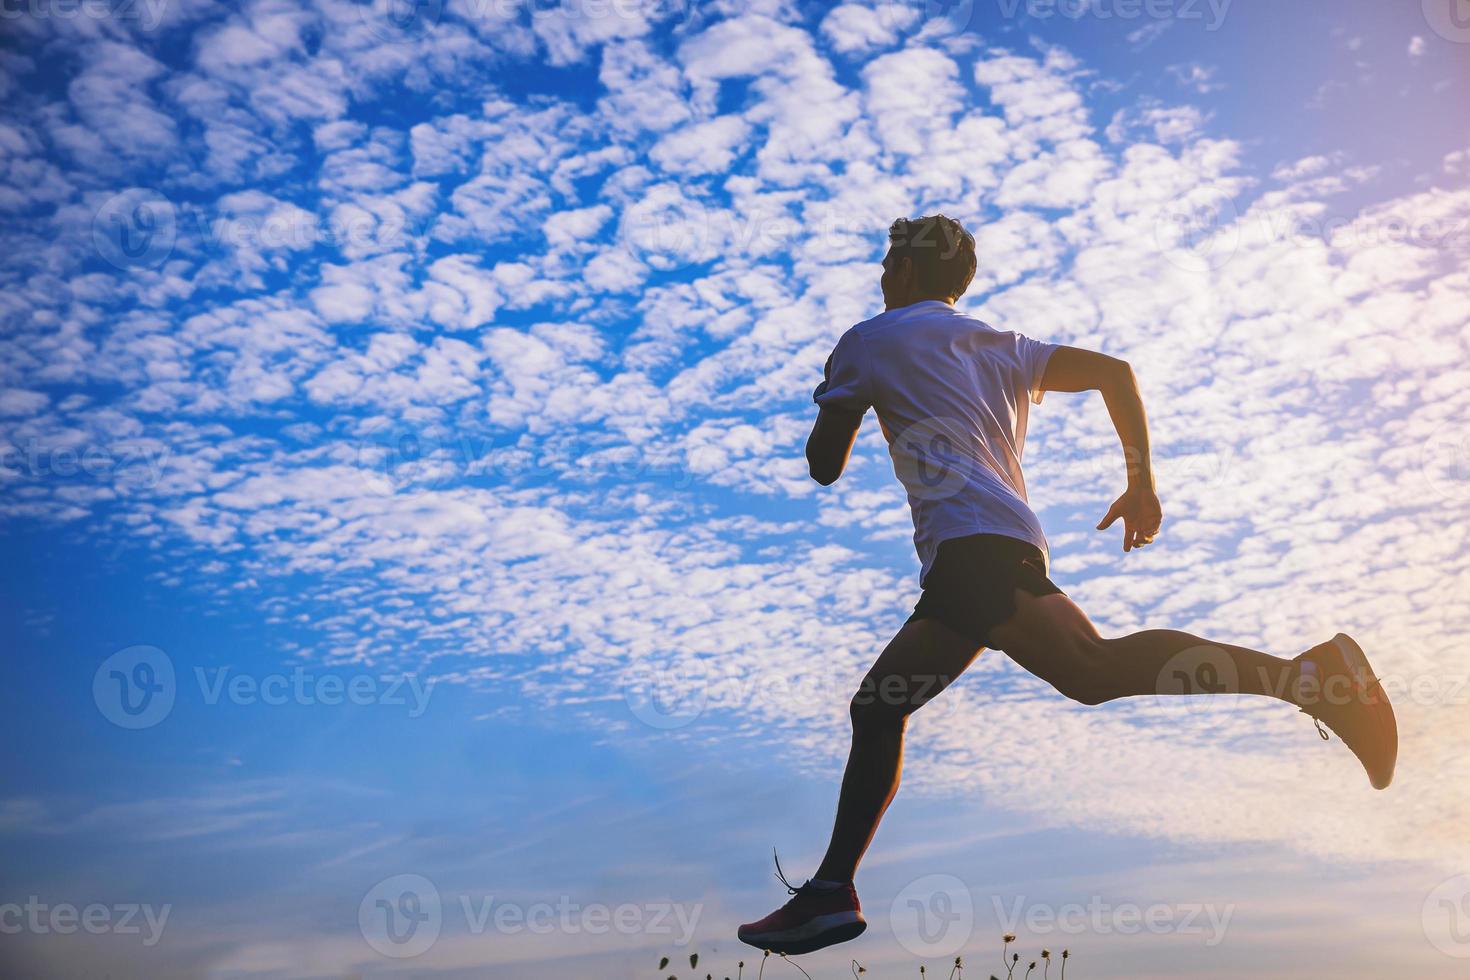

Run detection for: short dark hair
[[887, 214, 977, 300]]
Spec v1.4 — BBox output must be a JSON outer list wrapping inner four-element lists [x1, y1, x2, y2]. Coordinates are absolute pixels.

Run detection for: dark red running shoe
[[1295, 633, 1397, 789], [738, 858, 865, 955]]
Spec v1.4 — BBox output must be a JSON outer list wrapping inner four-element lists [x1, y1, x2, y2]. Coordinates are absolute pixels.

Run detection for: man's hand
[[806, 406, 863, 486], [1042, 347, 1160, 551], [1097, 484, 1163, 552]]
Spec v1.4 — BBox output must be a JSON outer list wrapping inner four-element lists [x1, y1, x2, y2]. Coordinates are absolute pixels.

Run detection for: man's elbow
[[808, 458, 841, 486]]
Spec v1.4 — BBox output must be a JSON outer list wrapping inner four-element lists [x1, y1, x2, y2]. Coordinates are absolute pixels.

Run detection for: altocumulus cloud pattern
[[3, 0, 1470, 892]]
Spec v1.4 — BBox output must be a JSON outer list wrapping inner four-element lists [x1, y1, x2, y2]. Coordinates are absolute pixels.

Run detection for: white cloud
[[530, 0, 660, 66], [819, 3, 917, 54], [650, 116, 752, 175], [1272, 154, 1332, 182], [862, 47, 965, 149], [0, 389, 47, 417], [543, 204, 613, 249], [1167, 61, 1223, 94], [1106, 103, 1207, 146]]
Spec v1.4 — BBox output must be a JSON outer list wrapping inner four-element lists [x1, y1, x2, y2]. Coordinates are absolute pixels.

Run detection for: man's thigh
[[856, 618, 986, 715], [986, 589, 1105, 688]]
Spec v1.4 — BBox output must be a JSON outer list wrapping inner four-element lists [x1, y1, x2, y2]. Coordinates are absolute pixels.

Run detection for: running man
[[737, 214, 1398, 956]]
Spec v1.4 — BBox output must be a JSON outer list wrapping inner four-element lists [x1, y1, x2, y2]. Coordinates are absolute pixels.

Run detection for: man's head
[[881, 214, 977, 310]]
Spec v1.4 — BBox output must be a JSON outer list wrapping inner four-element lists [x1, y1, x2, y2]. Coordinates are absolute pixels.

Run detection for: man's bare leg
[[813, 618, 984, 884], [987, 589, 1302, 707], [988, 587, 1397, 787], [813, 594, 1303, 885]]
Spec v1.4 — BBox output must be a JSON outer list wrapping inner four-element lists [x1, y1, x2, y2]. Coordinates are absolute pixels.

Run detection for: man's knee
[[1048, 638, 1119, 706], [848, 676, 919, 729]]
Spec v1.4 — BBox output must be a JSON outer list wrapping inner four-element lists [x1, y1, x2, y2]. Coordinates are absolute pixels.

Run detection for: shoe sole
[[739, 912, 867, 955], [1329, 633, 1397, 790]]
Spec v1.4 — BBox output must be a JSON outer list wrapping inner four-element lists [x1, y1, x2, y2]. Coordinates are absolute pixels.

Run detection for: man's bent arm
[[1040, 346, 1162, 550], [806, 406, 863, 486]]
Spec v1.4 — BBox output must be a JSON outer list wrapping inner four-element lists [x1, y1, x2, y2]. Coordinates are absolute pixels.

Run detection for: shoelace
[[772, 848, 819, 897], [1298, 657, 1384, 743]]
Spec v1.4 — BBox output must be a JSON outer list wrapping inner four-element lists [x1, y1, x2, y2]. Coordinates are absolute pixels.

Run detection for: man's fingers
[[1097, 502, 1122, 530], [1126, 524, 1159, 552]]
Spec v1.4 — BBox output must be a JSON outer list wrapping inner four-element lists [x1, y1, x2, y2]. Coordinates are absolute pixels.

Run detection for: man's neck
[[885, 294, 955, 312]]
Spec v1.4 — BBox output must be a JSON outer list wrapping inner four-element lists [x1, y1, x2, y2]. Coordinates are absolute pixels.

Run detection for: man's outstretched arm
[[1040, 346, 1163, 551], [806, 407, 863, 486]]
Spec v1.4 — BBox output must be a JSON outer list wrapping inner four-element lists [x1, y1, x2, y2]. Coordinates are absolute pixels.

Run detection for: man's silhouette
[[737, 214, 1397, 955]]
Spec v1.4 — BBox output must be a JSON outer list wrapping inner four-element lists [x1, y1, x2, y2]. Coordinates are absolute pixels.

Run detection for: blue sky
[[2, 0, 1469, 976]]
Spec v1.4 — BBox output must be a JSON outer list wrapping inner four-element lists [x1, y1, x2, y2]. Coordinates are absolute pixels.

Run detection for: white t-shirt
[[813, 300, 1058, 585]]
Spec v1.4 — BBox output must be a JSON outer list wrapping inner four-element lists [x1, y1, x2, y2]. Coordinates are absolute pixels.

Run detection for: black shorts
[[904, 533, 1065, 647]]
